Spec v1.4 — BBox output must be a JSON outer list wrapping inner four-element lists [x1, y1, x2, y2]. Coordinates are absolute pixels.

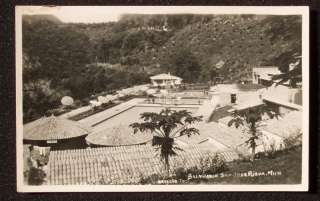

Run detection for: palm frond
[[179, 127, 200, 137]]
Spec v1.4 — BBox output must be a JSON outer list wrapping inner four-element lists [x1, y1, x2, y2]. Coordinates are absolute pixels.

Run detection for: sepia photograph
[[15, 6, 309, 192]]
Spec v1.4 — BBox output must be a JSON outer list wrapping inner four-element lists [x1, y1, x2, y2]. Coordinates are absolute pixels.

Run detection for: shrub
[[81, 97, 91, 106], [28, 167, 46, 185], [186, 166, 202, 176], [100, 101, 111, 108], [139, 173, 162, 184], [174, 167, 188, 180], [48, 108, 64, 116], [139, 154, 228, 184], [263, 141, 278, 159], [283, 132, 302, 150], [37, 154, 49, 166], [73, 99, 82, 107], [184, 154, 228, 176], [235, 153, 252, 163], [198, 153, 228, 174], [142, 91, 148, 97], [64, 104, 77, 110]]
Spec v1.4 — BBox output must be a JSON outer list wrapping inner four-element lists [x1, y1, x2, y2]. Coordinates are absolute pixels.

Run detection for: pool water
[[91, 106, 199, 132]]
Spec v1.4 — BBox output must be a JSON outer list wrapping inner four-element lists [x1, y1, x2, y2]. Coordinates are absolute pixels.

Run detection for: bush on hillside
[[283, 132, 302, 150], [198, 153, 228, 174], [28, 167, 46, 185]]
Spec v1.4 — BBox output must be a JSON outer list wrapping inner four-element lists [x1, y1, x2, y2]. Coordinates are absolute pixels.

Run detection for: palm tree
[[130, 108, 202, 176], [228, 106, 279, 162]]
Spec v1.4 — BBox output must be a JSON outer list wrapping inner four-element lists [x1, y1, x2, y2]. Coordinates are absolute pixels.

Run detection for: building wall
[[151, 79, 181, 87], [263, 84, 302, 106], [24, 135, 88, 150], [252, 67, 280, 84], [264, 101, 296, 116], [252, 73, 259, 84]]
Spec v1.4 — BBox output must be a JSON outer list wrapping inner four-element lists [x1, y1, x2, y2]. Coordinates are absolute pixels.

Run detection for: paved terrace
[[79, 98, 203, 128], [78, 98, 144, 127]]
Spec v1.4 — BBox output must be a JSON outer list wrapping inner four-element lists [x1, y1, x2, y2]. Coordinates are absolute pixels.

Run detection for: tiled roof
[[232, 99, 264, 111], [252, 66, 279, 72], [150, 73, 182, 80], [218, 111, 302, 141], [24, 115, 91, 141], [218, 116, 234, 126], [86, 125, 153, 146], [261, 111, 302, 138], [263, 96, 302, 110], [252, 67, 281, 81], [199, 122, 250, 153], [173, 121, 251, 156], [47, 144, 239, 185]]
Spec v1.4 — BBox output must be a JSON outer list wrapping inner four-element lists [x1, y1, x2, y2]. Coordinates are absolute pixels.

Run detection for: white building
[[150, 73, 182, 88], [262, 83, 302, 111], [252, 66, 281, 85]]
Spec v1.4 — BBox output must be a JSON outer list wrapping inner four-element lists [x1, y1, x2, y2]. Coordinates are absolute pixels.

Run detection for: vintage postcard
[[16, 6, 309, 192]]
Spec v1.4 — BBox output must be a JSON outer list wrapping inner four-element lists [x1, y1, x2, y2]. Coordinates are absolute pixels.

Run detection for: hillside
[[22, 14, 301, 122], [67, 14, 301, 79]]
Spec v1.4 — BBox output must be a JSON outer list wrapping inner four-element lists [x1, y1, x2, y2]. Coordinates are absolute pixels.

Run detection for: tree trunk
[[165, 156, 170, 177], [251, 145, 256, 162]]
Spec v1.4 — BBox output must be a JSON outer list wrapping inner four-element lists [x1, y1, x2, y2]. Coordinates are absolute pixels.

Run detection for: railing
[[143, 98, 204, 105]]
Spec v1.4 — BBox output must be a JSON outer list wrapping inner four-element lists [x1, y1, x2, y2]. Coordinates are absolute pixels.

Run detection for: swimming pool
[[89, 106, 199, 132]]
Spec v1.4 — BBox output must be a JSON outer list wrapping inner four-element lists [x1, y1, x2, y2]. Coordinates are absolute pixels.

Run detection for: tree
[[272, 55, 302, 88], [166, 49, 201, 83], [130, 108, 202, 176], [209, 66, 219, 85], [228, 106, 279, 162]]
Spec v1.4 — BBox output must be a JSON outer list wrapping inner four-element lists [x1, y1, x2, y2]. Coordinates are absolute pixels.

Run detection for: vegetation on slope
[[22, 14, 301, 123], [189, 146, 302, 184]]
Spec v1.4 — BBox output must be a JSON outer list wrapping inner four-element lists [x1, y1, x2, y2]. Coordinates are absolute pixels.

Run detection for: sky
[[19, 6, 214, 23], [18, 6, 303, 23]]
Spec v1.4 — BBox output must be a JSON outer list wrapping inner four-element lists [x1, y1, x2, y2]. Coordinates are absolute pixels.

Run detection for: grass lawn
[[188, 146, 302, 184]]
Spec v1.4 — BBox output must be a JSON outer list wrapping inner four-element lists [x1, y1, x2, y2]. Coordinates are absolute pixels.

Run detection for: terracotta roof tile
[[150, 73, 182, 80], [47, 144, 239, 185], [86, 125, 153, 146], [24, 115, 91, 141], [261, 111, 302, 138]]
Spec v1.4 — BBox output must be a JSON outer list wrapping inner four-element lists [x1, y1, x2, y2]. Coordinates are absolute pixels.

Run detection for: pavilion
[[85, 125, 153, 147], [150, 73, 182, 88], [252, 66, 281, 86], [23, 115, 91, 150]]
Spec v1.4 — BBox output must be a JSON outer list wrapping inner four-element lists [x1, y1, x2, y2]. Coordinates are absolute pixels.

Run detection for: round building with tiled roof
[[23, 115, 92, 150], [86, 124, 153, 147]]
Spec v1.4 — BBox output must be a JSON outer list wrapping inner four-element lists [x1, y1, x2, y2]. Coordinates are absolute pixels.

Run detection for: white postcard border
[[16, 6, 310, 192]]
